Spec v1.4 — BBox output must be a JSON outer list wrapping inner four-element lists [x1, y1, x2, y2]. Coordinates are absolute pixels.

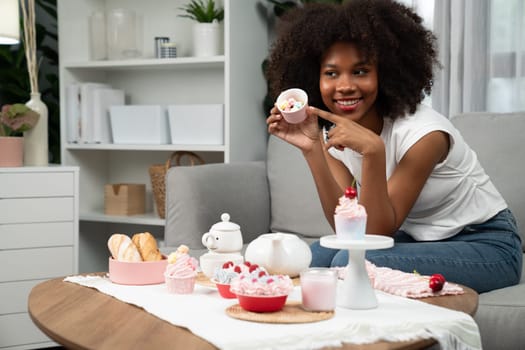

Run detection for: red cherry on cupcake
[[234, 265, 242, 273], [222, 261, 234, 269], [429, 273, 446, 292], [244, 261, 251, 267], [258, 271, 267, 277], [248, 264, 259, 273], [345, 186, 357, 199]]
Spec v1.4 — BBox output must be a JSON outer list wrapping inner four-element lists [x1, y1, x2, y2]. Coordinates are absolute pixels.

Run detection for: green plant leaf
[[179, 0, 224, 23]]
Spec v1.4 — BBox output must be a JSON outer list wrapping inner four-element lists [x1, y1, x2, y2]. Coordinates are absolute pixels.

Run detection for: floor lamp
[[0, 0, 20, 45]]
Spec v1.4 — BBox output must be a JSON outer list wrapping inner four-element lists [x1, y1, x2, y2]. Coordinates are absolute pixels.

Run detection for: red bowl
[[212, 280, 237, 299], [236, 294, 288, 313]]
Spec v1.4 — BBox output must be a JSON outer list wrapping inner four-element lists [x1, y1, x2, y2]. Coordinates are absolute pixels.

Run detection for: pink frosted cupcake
[[334, 186, 367, 240], [164, 245, 199, 294]]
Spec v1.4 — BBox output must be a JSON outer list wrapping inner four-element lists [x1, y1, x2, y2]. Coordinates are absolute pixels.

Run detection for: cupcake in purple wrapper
[[164, 245, 199, 294]]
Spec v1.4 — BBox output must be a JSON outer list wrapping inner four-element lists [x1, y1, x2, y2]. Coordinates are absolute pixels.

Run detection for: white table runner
[[64, 275, 481, 350]]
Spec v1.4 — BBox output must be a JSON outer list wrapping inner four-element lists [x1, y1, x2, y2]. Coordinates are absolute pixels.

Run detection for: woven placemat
[[225, 301, 334, 324]]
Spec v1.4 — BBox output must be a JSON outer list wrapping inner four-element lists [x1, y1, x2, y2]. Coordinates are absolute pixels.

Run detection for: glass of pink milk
[[300, 268, 338, 311]]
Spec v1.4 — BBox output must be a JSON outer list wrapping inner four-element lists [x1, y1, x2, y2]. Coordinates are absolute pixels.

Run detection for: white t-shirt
[[327, 104, 507, 241]]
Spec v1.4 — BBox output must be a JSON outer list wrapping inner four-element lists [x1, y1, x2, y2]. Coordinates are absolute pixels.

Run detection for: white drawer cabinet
[[1, 197, 74, 224], [0, 166, 79, 350], [0, 172, 74, 197]]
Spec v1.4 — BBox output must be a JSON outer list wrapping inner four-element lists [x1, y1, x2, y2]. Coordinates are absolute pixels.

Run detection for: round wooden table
[[28, 274, 478, 350]]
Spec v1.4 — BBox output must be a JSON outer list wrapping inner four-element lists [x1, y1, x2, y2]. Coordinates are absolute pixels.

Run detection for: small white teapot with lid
[[201, 213, 243, 253], [245, 232, 312, 277]]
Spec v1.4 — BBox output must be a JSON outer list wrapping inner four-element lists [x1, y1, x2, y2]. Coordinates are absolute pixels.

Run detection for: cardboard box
[[110, 105, 170, 144], [104, 183, 145, 216], [168, 104, 224, 145]]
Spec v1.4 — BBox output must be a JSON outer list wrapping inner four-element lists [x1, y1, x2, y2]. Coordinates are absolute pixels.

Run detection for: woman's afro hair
[[266, 0, 440, 124]]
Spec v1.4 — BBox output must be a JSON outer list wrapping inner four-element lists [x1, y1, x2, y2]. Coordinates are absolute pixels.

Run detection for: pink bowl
[[236, 294, 288, 313], [108, 256, 168, 285], [212, 280, 237, 299]]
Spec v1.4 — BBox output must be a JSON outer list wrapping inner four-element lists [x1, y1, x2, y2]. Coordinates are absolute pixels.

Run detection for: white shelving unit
[[58, 0, 269, 272]]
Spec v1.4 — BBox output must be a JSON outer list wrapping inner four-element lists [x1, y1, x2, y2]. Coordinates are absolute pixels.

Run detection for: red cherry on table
[[344, 187, 357, 199], [429, 273, 446, 292]]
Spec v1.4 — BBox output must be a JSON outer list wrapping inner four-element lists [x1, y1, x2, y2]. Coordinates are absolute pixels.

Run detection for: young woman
[[266, 0, 522, 293]]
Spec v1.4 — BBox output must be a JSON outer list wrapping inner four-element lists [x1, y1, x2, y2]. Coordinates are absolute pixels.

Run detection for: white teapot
[[201, 213, 243, 253], [244, 233, 312, 277]]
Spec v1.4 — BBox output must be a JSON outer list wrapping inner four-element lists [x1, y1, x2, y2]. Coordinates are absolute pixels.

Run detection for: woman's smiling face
[[319, 42, 379, 126]]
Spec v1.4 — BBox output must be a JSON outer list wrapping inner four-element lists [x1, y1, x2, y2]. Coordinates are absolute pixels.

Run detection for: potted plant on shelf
[[179, 0, 224, 57], [0, 103, 40, 167]]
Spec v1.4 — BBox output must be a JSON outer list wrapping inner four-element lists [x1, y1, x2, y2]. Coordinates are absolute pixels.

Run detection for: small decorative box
[[110, 105, 170, 144], [168, 104, 224, 145], [104, 183, 146, 216]]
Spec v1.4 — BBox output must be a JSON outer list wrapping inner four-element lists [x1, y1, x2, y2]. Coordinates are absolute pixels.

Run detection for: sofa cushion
[[474, 255, 525, 349], [451, 112, 525, 248], [164, 161, 270, 250], [266, 136, 334, 239]]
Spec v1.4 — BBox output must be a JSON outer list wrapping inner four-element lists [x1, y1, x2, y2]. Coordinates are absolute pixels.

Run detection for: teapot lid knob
[[210, 213, 240, 231], [221, 213, 230, 222]]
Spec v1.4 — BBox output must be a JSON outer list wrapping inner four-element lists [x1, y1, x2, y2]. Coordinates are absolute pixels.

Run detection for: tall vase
[[24, 92, 49, 166]]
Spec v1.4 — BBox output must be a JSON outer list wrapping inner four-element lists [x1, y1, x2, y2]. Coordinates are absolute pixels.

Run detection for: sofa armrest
[[164, 161, 270, 250]]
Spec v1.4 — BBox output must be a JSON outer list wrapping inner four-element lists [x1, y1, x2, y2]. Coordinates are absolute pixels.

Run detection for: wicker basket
[[149, 151, 204, 218]]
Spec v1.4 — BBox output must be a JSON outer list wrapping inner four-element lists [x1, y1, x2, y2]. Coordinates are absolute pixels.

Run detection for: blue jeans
[[310, 209, 522, 293]]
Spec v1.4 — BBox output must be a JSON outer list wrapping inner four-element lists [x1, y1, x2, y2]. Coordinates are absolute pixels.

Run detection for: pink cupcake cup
[[334, 214, 367, 240], [276, 88, 308, 124], [165, 274, 196, 294]]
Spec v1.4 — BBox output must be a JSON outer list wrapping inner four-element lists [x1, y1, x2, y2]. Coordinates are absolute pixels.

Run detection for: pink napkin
[[334, 261, 464, 298]]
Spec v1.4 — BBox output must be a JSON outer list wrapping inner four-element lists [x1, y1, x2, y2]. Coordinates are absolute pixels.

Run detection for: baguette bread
[[107, 233, 142, 262], [132, 232, 163, 261]]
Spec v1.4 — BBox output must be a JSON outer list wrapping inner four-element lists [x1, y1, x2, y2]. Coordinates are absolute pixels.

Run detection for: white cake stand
[[320, 234, 394, 309]]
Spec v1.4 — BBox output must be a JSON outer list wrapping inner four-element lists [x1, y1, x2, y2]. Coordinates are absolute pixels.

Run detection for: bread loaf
[[107, 233, 142, 262], [132, 232, 163, 261]]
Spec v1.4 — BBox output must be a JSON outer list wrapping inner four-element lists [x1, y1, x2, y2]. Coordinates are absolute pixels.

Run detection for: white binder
[[92, 88, 125, 143], [79, 82, 110, 143]]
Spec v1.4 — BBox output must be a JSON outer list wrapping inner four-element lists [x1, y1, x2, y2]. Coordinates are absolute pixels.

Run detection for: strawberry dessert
[[229, 266, 295, 312], [213, 261, 266, 285], [213, 261, 267, 298], [164, 245, 199, 294], [229, 270, 294, 297], [334, 186, 367, 240]]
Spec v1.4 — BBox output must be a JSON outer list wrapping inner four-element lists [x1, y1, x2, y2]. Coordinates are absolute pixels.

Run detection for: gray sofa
[[164, 112, 525, 350]]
